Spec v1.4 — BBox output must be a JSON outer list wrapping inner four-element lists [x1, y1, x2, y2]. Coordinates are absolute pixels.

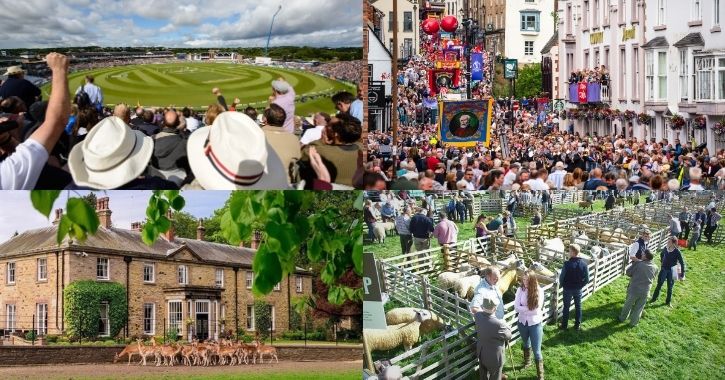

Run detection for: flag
[[471, 53, 483, 81]]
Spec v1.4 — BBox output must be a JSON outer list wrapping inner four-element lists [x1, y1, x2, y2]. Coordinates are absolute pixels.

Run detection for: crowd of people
[[567, 66, 610, 85], [0, 53, 365, 189]]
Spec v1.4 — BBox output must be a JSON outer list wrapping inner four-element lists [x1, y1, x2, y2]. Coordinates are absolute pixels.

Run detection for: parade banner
[[471, 52, 484, 81], [428, 69, 460, 94], [438, 99, 493, 147], [578, 82, 588, 104]]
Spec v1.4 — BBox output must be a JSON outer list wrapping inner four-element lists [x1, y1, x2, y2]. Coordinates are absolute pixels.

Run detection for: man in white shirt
[[182, 107, 200, 132], [502, 162, 521, 190], [525, 170, 550, 191], [549, 161, 568, 190], [300, 112, 329, 145], [75, 75, 103, 111], [1, 53, 69, 189]]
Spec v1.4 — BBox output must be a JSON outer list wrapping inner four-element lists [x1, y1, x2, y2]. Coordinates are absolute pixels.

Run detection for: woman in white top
[[514, 270, 546, 379]]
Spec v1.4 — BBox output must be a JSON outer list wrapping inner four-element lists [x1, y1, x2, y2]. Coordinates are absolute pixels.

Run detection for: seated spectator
[[0, 66, 42, 111], [300, 112, 330, 145], [113, 103, 131, 124], [262, 104, 300, 185], [204, 104, 224, 126], [182, 107, 200, 133], [148, 110, 190, 186], [67, 116, 175, 189], [243, 106, 258, 122], [300, 113, 363, 189], [132, 110, 160, 137], [186, 112, 289, 189], [332, 91, 363, 123]]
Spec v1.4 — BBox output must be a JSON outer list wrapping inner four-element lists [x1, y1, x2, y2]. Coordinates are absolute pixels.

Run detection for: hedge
[[64, 280, 127, 339]]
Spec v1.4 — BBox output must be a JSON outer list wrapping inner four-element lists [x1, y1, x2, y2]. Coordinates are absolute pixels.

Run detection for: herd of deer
[[113, 338, 279, 366]]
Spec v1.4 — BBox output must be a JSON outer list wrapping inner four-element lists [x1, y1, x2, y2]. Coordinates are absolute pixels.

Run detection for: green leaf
[[157, 199, 170, 217], [170, 195, 185, 211], [56, 215, 71, 244], [320, 262, 336, 285], [352, 237, 363, 276], [307, 234, 323, 262], [141, 224, 157, 245], [156, 215, 171, 233], [66, 198, 100, 234], [146, 197, 160, 220], [252, 245, 283, 295], [31, 190, 61, 218], [353, 191, 364, 210], [163, 190, 180, 201]]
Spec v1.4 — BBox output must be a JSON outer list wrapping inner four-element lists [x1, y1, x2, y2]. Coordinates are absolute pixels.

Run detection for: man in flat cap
[[474, 295, 512, 380]]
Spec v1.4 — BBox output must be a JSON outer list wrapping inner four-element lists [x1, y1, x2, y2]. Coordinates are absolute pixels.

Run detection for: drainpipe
[[233, 267, 239, 336], [287, 275, 292, 330], [55, 251, 59, 333], [124, 256, 132, 338]]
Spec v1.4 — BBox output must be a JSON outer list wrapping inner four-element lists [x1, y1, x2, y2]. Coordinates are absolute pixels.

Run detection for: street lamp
[[265, 5, 282, 57]]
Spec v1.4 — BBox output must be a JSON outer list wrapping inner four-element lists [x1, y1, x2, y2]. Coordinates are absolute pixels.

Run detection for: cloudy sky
[[0, 0, 362, 48], [0, 191, 231, 241]]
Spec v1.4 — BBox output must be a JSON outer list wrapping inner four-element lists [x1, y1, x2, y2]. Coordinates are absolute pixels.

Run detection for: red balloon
[[440, 16, 459, 33], [422, 18, 440, 35]]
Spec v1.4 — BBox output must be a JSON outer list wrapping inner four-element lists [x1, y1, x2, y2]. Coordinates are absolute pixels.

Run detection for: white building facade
[[371, 0, 420, 60], [643, 0, 725, 153], [557, 0, 646, 137], [505, 0, 556, 64]]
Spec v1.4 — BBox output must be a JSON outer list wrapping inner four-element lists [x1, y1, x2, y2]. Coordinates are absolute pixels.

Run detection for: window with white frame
[[97, 258, 109, 280], [403, 12, 413, 32], [520, 12, 540, 32], [273, 282, 281, 291], [99, 302, 110, 337], [594, 0, 600, 26], [658, 51, 668, 99], [658, 0, 665, 25], [680, 50, 689, 101], [631, 0, 638, 21], [246, 271, 253, 289], [567, 4, 573, 34], [633, 47, 640, 98], [695, 57, 715, 100], [6, 304, 16, 332], [168, 301, 182, 332], [215, 268, 224, 288], [646, 50, 655, 100], [6, 262, 15, 284], [177, 265, 188, 285], [388, 12, 393, 32], [619, 0, 625, 23], [246, 305, 255, 330], [584, 1, 590, 29], [715, 0, 721, 25], [143, 303, 155, 335], [692, 0, 702, 21], [271, 306, 276, 331], [620, 48, 627, 99], [604, 0, 610, 24], [524, 41, 534, 56], [296, 276, 303, 293], [719, 58, 725, 99], [143, 262, 155, 283], [37, 258, 47, 281], [36, 303, 48, 335]]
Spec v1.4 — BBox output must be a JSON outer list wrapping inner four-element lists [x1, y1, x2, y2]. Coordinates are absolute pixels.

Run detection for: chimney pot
[[52, 208, 63, 225], [163, 211, 175, 242], [96, 197, 112, 229], [196, 218, 206, 241]]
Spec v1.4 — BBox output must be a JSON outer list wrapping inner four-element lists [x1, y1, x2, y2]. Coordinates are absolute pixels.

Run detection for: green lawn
[[496, 242, 724, 380], [41, 63, 353, 115], [82, 371, 360, 380]]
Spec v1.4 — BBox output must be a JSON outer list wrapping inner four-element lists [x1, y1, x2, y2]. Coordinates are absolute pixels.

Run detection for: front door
[[195, 301, 209, 341]]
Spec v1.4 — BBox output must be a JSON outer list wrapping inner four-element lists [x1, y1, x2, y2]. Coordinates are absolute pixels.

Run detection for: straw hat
[[3, 66, 24, 76], [187, 112, 288, 189], [68, 116, 153, 189]]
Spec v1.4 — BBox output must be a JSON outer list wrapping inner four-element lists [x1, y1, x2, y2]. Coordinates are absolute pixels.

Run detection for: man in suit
[[474, 296, 512, 380], [619, 250, 658, 326]]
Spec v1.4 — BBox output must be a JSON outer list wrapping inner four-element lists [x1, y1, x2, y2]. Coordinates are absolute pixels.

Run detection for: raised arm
[[29, 53, 70, 153]]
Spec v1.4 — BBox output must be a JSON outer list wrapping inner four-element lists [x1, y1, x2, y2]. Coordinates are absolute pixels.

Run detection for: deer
[[113, 342, 141, 365], [254, 337, 279, 364], [136, 339, 156, 366]]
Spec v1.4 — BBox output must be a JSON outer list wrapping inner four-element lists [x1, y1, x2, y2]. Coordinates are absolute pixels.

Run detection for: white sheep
[[381, 222, 396, 235], [373, 224, 387, 243], [363, 312, 445, 369], [540, 237, 566, 254], [452, 274, 481, 299], [437, 267, 472, 290], [385, 308, 440, 326]]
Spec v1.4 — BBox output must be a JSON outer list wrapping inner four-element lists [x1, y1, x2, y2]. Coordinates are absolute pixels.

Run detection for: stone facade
[[0, 198, 314, 341]]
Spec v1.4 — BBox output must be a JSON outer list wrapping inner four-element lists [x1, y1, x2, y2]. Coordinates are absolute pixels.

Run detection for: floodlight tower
[[265, 5, 282, 57]]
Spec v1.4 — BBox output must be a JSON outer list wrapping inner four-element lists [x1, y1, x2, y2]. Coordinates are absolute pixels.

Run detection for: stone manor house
[[0, 197, 313, 341]]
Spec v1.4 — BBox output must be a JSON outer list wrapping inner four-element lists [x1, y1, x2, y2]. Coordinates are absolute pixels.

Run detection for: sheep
[[520, 261, 556, 285], [363, 311, 445, 370], [373, 223, 387, 244], [385, 308, 440, 326], [501, 238, 526, 255], [495, 253, 519, 269], [379, 222, 397, 236], [571, 231, 590, 247], [497, 267, 518, 295], [540, 237, 566, 254], [453, 274, 482, 299], [437, 271, 469, 291], [468, 254, 491, 268], [578, 200, 593, 211]]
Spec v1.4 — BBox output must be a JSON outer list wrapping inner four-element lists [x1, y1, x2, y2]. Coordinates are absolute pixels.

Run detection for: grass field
[[366, 197, 724, 379], [40, 63, 353, 115]]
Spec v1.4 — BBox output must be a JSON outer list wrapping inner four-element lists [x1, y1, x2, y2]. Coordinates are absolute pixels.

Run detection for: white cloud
[[0, 0, 362, 48]]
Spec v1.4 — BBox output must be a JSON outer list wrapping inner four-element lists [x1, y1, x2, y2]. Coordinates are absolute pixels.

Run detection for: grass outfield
[[41, 63, 353, 116]]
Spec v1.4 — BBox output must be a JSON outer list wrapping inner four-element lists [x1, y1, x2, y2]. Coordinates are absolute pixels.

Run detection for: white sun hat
[[68, 116, 153, 189], [187, 112, 289, 189]]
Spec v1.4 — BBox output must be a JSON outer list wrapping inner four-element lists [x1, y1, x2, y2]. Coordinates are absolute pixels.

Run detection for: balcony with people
[[567, 66, 610, 104]]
